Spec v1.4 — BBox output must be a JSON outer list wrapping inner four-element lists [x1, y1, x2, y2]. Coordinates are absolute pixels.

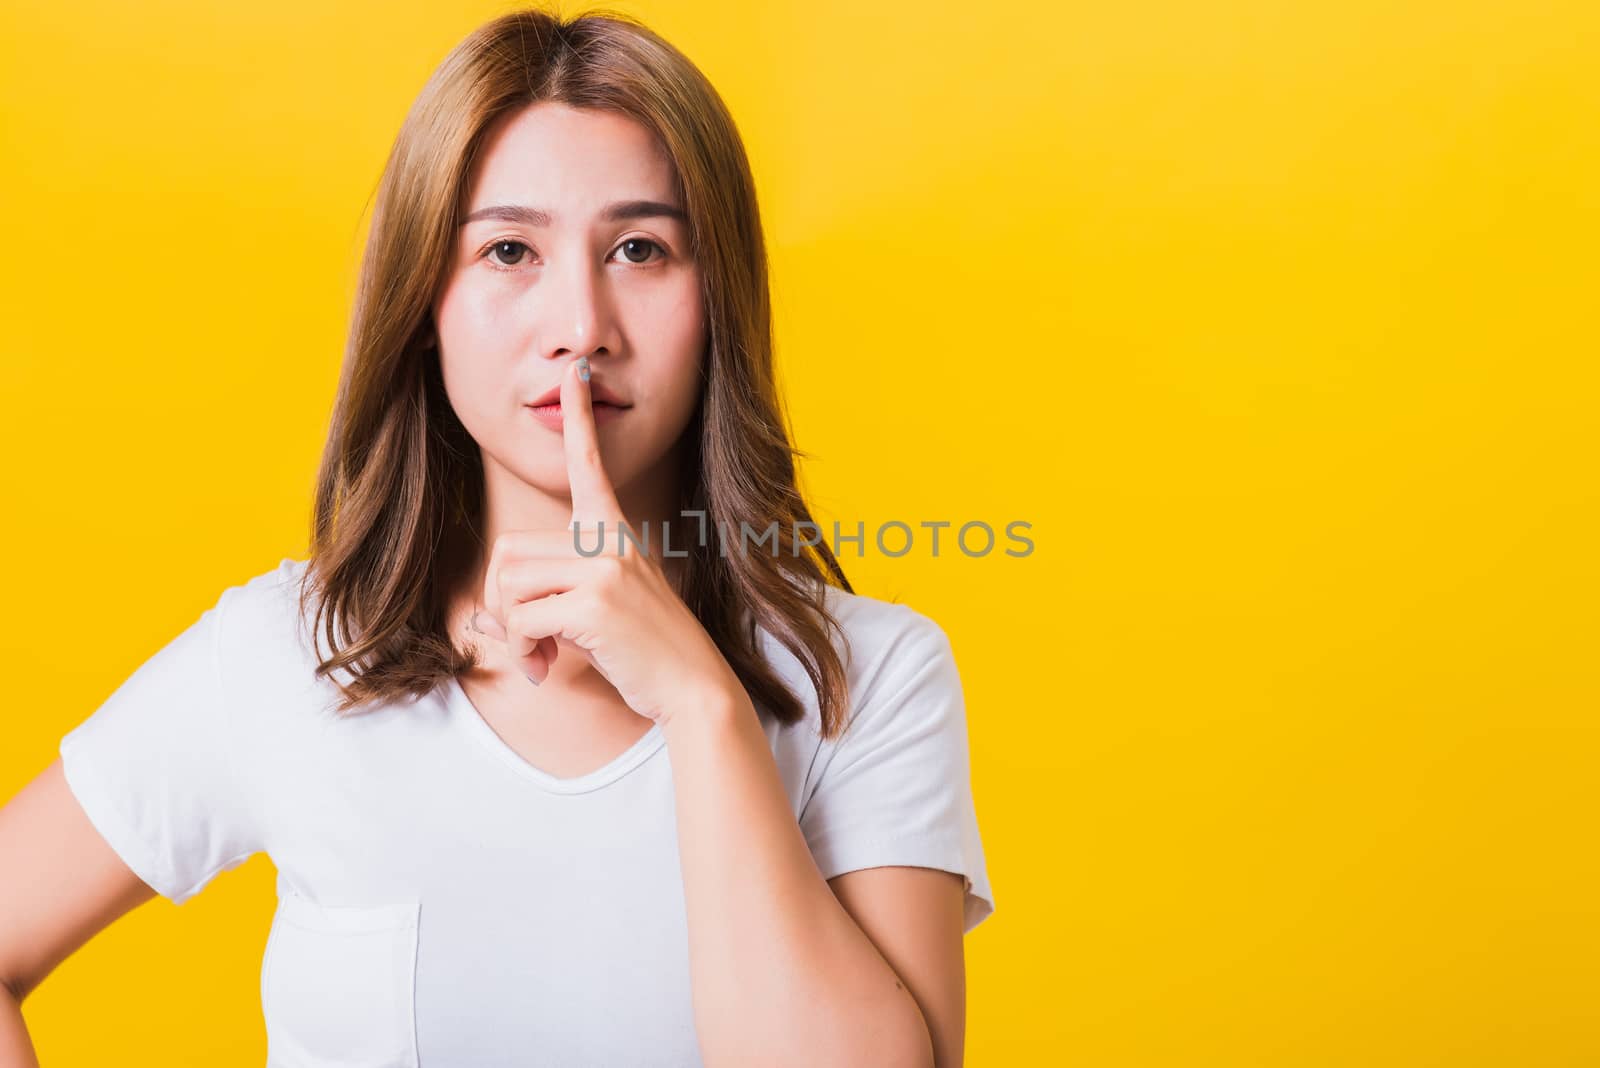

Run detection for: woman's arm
[[0, 984, 39, 1068], [0, 758, 160, 1067], [827, 865, 968, 1067], [487, 363, 970, 1063], [663, 687, 949, 1068]]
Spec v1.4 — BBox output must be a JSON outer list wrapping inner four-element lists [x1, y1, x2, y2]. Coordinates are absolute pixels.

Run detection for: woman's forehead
[[465, 103, 680, 218]]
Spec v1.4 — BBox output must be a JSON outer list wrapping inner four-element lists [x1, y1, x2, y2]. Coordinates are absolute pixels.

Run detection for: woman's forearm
[[0, 983, 41, 1068], [661, 688, 934, 1068]]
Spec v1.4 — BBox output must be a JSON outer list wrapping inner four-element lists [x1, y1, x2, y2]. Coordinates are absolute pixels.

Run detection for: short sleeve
[[58, 585, 261, 905], [799, 611, 996, 934]]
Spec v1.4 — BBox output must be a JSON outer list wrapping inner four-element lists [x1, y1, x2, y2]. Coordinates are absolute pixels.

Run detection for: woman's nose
[[536, 253, 615, 360]]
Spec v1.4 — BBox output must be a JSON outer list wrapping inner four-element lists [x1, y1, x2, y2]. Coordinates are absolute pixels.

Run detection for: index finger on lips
[[561, 356, 627, 535]]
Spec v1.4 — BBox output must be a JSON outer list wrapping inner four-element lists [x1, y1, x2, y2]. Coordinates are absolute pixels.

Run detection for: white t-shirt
[[59, 556, 994, 1067]]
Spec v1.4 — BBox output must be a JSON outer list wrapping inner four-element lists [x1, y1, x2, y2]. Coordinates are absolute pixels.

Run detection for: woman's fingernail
[[576, 356, 590, 382]]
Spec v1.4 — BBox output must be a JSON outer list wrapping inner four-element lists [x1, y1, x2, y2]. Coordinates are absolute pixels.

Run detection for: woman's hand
[[468, 356, 741, 729]]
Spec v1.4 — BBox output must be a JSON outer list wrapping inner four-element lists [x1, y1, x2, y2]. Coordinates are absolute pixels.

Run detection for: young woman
[[0, 8, 993, 1066]]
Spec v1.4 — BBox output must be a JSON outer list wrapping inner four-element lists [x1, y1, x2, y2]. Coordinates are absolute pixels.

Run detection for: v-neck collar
[[443, 674, 666, 795]]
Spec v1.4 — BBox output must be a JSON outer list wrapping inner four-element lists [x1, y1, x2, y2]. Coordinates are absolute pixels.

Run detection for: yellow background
[[3, 0, 1597, 1063]]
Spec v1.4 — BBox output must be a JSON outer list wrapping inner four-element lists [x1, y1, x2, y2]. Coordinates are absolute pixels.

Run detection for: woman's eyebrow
[[460, 200, 687, 228]]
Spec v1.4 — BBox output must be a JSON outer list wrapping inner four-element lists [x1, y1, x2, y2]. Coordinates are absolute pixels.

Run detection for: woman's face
[[434, 102, 706, 515]]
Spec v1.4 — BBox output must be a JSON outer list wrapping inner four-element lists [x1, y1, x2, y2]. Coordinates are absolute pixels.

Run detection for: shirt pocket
[[261, 888, 420, 1068]]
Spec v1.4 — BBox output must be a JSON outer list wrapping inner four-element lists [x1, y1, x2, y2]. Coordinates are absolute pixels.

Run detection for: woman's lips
[[525, 402, 629, 429]]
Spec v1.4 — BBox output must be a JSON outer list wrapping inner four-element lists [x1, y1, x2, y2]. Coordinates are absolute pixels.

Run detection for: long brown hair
[[300, 6, 857, 736]]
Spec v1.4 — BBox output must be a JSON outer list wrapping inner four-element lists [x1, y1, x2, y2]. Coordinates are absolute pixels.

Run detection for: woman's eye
[[479, 237, 667, 271], [484, 240, 532, 269], [613, 238, 665, 265]]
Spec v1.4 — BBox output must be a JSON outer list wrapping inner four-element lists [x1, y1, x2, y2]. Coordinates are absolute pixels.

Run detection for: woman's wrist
[[659, 672, 753, 741]]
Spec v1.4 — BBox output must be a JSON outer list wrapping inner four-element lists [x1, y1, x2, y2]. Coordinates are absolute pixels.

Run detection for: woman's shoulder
[[813, 582, 952, 669], [212, 556, 325, 675], [214, 555, 309, 599], [217, 555, 314, 627], [755, 581, 958, 731]]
